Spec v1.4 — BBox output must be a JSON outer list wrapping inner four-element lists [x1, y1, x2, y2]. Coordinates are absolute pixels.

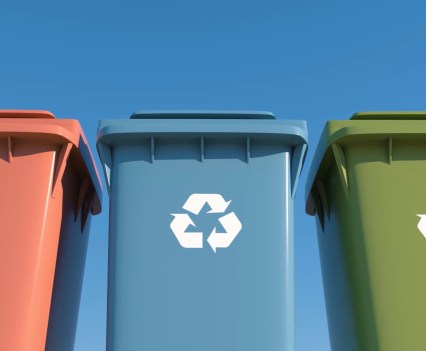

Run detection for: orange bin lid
[[0, 110, 102, 214], [0, 110, 56, 119]]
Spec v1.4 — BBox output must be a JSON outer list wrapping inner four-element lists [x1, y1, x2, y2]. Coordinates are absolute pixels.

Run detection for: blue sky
[[1, 1, 426, 350]]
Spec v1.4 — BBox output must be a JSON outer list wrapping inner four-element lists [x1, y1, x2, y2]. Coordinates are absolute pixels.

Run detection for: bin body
[[98, 111, 307, 351], [306, 112, 426, 351], [0, 110, 102, 351]]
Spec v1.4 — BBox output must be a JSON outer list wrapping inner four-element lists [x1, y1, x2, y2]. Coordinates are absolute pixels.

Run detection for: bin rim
[[97, 116, 307, 145], [351, 111, 426, 120], [97, 116, 307, 142], [130, 110, 276, 120], [96, 112, 308, 199], [305, 111, 426, 215], [0, 110, 102, 214], [0, 110, 55, 119]]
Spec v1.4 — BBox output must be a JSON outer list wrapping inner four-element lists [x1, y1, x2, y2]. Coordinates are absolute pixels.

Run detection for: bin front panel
[[106, 139, 294, 351], [0, 138, 63, 351], [346, 142, 426, 351]]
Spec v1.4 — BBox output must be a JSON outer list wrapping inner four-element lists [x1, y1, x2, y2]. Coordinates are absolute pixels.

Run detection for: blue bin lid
[[97, 111, 306, 142], [130, 111, 276, 120], [97, 110, 308, 199]]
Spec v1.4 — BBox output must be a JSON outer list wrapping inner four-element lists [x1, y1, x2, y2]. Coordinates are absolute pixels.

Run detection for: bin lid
[[97, 110, 308, 199], [98, 111, 306, 142], [351, 111, 426, 120], [0, 110, 102, 214], [305, 111, 426, 215], [130, 111, 276, 120], [0, 110, 55, 119]]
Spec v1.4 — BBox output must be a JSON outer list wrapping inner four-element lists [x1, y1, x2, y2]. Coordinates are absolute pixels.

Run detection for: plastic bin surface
[[0, 110, 102, 351], [306, 112, 426, 351], [98, 111, 307, 351]]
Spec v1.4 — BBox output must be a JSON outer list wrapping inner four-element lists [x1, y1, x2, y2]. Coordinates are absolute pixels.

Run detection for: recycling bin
[[306, 112, 426, 351], [0, 110, 102, 351], [97, 111, 307, 351]]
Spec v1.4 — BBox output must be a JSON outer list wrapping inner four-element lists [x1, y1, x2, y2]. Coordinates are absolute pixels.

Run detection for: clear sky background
[[1, 1, 426, 350]]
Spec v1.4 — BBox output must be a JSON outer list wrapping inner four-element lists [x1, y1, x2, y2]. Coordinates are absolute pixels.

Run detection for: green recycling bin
[[306, 112, 426, 351]]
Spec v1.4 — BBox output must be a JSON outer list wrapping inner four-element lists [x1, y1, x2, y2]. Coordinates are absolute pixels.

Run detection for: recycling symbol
[[170, 193, 242, 253], [417, 214, 426, 239]]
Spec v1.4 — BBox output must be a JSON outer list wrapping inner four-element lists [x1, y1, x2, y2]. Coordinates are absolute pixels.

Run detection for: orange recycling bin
[[0, 110, 102, 351]]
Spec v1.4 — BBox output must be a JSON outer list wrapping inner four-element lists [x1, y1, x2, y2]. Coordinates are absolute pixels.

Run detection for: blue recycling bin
[[97, 111, 307, 351]]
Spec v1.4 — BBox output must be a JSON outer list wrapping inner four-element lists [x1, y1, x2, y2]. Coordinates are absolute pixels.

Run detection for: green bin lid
[[306, 111, 426, 216], [351, 112, 426, 120]]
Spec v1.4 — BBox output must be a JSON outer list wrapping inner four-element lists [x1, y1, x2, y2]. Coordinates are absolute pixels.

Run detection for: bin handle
[[331, 143, 350, 199], [309, 179, 329, 230], [310, 188, 324, 230], [52, 143, 73, 198], [75, 179, 89, 220], [97, 142, 112, 197], [316, 179, 329, 219], [6, 136, 12, 162], [81, 189, 95, 232], [75, 178, 95, 232], [291, 143, 308, 199]]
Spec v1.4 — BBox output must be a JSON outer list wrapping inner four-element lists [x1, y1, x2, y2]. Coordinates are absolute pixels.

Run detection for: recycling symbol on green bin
[[170, 194, 242, 253], [417, 215, 426, 239]]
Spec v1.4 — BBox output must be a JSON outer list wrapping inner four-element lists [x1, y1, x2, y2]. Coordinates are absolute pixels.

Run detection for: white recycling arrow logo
[[170, 214, 203, 248], [417, 214, 426, 239], [207, 212, 242, 253], [183, 194, 231, 215], [170, 193, 242, 253]]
